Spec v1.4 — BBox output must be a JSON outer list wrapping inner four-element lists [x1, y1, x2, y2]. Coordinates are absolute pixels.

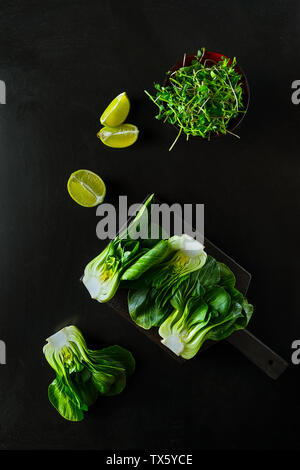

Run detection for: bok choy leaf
[[121, 239, 172, 281]]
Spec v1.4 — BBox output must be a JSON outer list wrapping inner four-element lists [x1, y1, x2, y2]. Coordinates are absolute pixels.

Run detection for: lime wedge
[[67, 170, 106, 207], [100, 92, 130, 127], [97, 123, 139, 148]]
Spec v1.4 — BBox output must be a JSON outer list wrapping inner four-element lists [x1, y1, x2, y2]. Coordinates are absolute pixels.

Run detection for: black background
[[0, 0, 299, 451]]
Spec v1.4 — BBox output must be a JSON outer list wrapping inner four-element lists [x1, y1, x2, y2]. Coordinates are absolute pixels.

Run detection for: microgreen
[[145, 48, 245, 150]]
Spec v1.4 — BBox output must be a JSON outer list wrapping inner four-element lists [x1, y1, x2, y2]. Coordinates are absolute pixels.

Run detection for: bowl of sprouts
[[145, 48, 250, 150]]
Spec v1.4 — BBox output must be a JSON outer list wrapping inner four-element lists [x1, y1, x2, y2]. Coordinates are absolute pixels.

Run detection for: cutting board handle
[[226, 329, 289, 379]]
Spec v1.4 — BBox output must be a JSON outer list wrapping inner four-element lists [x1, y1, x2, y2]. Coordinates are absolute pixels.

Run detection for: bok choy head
[[128, 235, 207, 329], [166, 234, 207, 275], [82, 194, 158, 303], [43, 326, 135, 421], [159, 267, 253, 359], [82, 239, 143, 302], [43, 325, 89, 376], [144, 235, 207, 292]]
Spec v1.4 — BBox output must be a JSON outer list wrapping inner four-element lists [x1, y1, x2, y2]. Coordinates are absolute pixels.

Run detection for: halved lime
[[67, 169, 106, 207], [97, 123, 139, 148], [100, 92, 130, 127]]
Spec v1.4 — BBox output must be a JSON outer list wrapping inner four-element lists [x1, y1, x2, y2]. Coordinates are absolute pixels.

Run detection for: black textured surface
[[0, 0, 299, 450]]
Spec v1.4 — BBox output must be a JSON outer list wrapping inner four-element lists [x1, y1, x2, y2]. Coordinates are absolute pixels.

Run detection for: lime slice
[[67, 169, 106, 207], [97, 123, 139, 148], [100, 92, 130, 127]]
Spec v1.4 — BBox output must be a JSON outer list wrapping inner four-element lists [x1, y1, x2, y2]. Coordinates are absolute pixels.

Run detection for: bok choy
[[82, 194, 160, 302], [81, 191, 253, 360], [128, 235, 207, 329], [43, 326, 135, 421], [158, 258, 253, 359]]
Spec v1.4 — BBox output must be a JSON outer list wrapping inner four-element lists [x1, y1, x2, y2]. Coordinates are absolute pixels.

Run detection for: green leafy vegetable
[[121, 239, 171, 281], [158, 265, 253, 359], [43, 326, 135, 421], [128, 235, 207, 329], [82, 190, 253, 360], [83, 194, 162, 302], [82, 238, 144, 302], [145, 48, 245, 150]]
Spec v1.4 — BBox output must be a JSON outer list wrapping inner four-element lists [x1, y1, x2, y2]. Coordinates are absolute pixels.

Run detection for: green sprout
[[145, 48, 245, 150]]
